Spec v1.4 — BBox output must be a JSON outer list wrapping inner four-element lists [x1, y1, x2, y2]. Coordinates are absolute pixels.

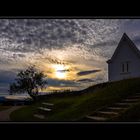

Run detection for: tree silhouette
[[9, 66, 47, 101]]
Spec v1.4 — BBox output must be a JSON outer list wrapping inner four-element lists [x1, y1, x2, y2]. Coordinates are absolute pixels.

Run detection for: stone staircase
[[85, 93, 140, 122], [34, 102, 54, 120]]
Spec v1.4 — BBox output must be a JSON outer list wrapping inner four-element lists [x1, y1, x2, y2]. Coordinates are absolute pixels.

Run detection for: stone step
[[115, 102, 132, 106], [122, 101, 137, 103], [34, 114, 45, 119], [42, 102, 54, 106], [86, 116, 107, 121], [135, 93, 140, 96], [123, 99, 140, 102], [38, 107, 52, 112], [97, 111, 119, 115], [107, 107, 127, 110], [128, 95, 140, 98]]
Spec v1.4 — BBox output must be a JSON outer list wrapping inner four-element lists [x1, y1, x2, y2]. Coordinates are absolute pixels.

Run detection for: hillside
[[10, 78, 140, 122]]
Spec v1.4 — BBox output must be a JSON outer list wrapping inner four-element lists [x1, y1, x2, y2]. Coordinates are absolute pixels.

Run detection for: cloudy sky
[[0, 19, 140, 94]]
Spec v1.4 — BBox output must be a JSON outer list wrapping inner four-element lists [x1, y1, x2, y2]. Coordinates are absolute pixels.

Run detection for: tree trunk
[[28, 91, 37, 102]]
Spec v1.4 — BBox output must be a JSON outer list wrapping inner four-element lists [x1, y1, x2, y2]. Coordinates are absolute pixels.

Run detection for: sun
[[53, 64, 67, 79], [55, 71, 66, 79]]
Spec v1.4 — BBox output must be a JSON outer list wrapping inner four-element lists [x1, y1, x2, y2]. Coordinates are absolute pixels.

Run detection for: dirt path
[[0, 106, 23, 121]]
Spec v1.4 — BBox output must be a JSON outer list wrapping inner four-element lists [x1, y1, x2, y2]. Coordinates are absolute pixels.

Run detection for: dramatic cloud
[[0, 19, 139, 94], [77, 70, 101, 76], [76, 78, 95, 83], [57, 69, 70, 72]]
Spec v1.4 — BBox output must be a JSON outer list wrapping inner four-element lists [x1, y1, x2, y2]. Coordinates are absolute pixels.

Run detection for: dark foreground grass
[[111, 102, 140, 122], [0, 105, 12, 111], [10, 78, 140, 121]]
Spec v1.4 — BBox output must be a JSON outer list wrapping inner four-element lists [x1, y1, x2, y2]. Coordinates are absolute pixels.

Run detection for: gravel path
[[0, 106, 23, 121]]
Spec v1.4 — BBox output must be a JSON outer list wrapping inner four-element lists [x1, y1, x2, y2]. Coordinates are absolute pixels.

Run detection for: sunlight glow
[[53, 64, 67, 79], [56, 71, 66, 79]]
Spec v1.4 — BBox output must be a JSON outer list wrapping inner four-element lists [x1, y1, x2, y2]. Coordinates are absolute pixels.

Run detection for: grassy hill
[[10, 78, 140, 122]]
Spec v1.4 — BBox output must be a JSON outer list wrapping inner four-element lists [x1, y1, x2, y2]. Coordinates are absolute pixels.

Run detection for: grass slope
[[0, 105, 12, 111], [10, 78, 140, 121]]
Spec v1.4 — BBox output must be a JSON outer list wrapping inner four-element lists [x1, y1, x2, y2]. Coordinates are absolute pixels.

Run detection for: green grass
[[10, 78, 140, 121]]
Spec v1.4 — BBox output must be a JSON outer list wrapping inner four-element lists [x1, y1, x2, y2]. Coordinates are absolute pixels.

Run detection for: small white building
[[107, 33, 140, 81]]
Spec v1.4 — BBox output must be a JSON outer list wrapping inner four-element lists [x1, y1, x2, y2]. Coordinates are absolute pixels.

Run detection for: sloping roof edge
[[107, 33, 140, 64]]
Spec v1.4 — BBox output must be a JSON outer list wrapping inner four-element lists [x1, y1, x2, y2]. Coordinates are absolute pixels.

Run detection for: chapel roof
[[107, 33, 140, 63]]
